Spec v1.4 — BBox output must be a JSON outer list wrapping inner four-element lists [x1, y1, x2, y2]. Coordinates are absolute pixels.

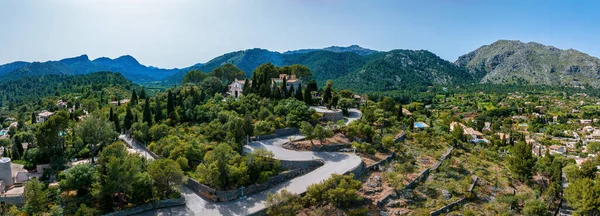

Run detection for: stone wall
[[404, 147, 453, 190], [103, 198, 186, 216], [255, 128, 299, 141], [430, 176, 478, 216], [0, 195, 24, 206], [280, 159, 324, 170], [394, 133, 406, 143], [185, 159, 323, 202], [366, 152, 395, 171], [344, 161, 366, 179], [321, 110, 344, 122]]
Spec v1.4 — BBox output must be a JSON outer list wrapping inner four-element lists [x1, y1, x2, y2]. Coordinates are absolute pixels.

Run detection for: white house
[[36, 111, 54, 123], [227, 78, 248, 99]]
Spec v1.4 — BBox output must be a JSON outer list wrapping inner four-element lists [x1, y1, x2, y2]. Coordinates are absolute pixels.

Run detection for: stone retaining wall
[[103, 198, 186, 216], [185, 159, 323, 202], [0, 195, 24, 206], [404, 147, 453, 190], [255, 128, 299, 141], [344, 161, 366, 179], [430, 176, 478, 216], [366, 152, 395, 171], [280, 159, 324, 170], [321, 110, 344, 122]]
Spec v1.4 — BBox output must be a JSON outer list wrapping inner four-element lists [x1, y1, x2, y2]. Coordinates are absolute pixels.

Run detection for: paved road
[[125, 108, 363, 216], [119, 134, 156, 161]]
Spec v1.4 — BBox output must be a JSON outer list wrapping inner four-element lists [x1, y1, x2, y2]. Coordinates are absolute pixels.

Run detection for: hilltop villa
[[227, 74, 304, 99], [271, 74, 302, 93], [227, 78, 248, 99]]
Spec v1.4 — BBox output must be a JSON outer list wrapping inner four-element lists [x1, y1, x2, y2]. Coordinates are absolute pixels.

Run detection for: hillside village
[[0, 60, 599, 216]]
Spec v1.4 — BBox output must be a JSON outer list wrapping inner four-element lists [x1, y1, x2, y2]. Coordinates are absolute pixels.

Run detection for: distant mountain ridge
[[456, 40, 600, 88], [0, 55, 180, 83], [283, 45, 379, 56], [4, 41, 600, 91]]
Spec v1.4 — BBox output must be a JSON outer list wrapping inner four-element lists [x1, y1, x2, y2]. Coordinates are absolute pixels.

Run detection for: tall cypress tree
[[295, 84, 303, 101], [397, 104, 404, 121], [124, 105, 134, 131], [143, 98, 152, 126], [281, 76, 287, 98], [167, 90, 174, 118], [242, 78, 250, 95], [154, 97, 162, 123], [31, 112, 36, 124], [303, 89, 312, 105], [131, 90, 138, 105], [250, 75, 259, 93], [288, 85, 295, 98], [323, 80, 333, 108], [113, 113, 121, 133], [139, 88, 147, 99], [109, 107, 114, 121]]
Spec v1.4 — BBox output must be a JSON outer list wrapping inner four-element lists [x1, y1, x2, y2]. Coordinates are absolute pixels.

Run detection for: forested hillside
[[0, 72, 135, 105]]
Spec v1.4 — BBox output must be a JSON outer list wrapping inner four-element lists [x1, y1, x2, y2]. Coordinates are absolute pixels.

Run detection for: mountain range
[[2, 41, 600, 92]]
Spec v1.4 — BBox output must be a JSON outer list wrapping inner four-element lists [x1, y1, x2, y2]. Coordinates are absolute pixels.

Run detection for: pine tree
[[154, 97, 163, 123], [131, 90, 138, 105], [507, 141, 536, 182], [295, 85, 303, 101], [167, 90, 174, 118]]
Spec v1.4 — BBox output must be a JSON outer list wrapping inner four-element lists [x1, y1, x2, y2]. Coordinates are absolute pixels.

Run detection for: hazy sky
[[1, 0, 599, 68]]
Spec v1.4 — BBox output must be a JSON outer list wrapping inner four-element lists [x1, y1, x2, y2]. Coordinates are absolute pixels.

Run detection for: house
[[482, 122, 491, 132], [9, 122, 17, 129], [582, 126, 594, 133], [512, 116, 527, 121], [271, 74, 302, 94], [549, 145, 566, 155], [450, 122, 486, 142], [580, 119, 593, 125], [56, 100, 68, 109], [109, 99, 130, 106], [227, 78, 247, 99], [36, 111, 54, 123], [535, 106, 546, 113], [532, 144, 546, 157], [353, 95, 366, 105]]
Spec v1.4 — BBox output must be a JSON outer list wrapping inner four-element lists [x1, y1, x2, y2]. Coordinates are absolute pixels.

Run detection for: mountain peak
[[115, 55, 139, 64], [59, 54, 90, 64], [283, 45, 378, 56]]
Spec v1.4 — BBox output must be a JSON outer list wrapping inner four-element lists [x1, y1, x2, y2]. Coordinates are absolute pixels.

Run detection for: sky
[[0, 0, 599, 68]]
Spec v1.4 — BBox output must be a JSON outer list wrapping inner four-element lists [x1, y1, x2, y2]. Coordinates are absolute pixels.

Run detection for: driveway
[[128, 109, 363, 216]]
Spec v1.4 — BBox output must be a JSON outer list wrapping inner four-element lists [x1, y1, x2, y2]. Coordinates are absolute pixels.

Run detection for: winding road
[[122, 108, 362, 216]]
